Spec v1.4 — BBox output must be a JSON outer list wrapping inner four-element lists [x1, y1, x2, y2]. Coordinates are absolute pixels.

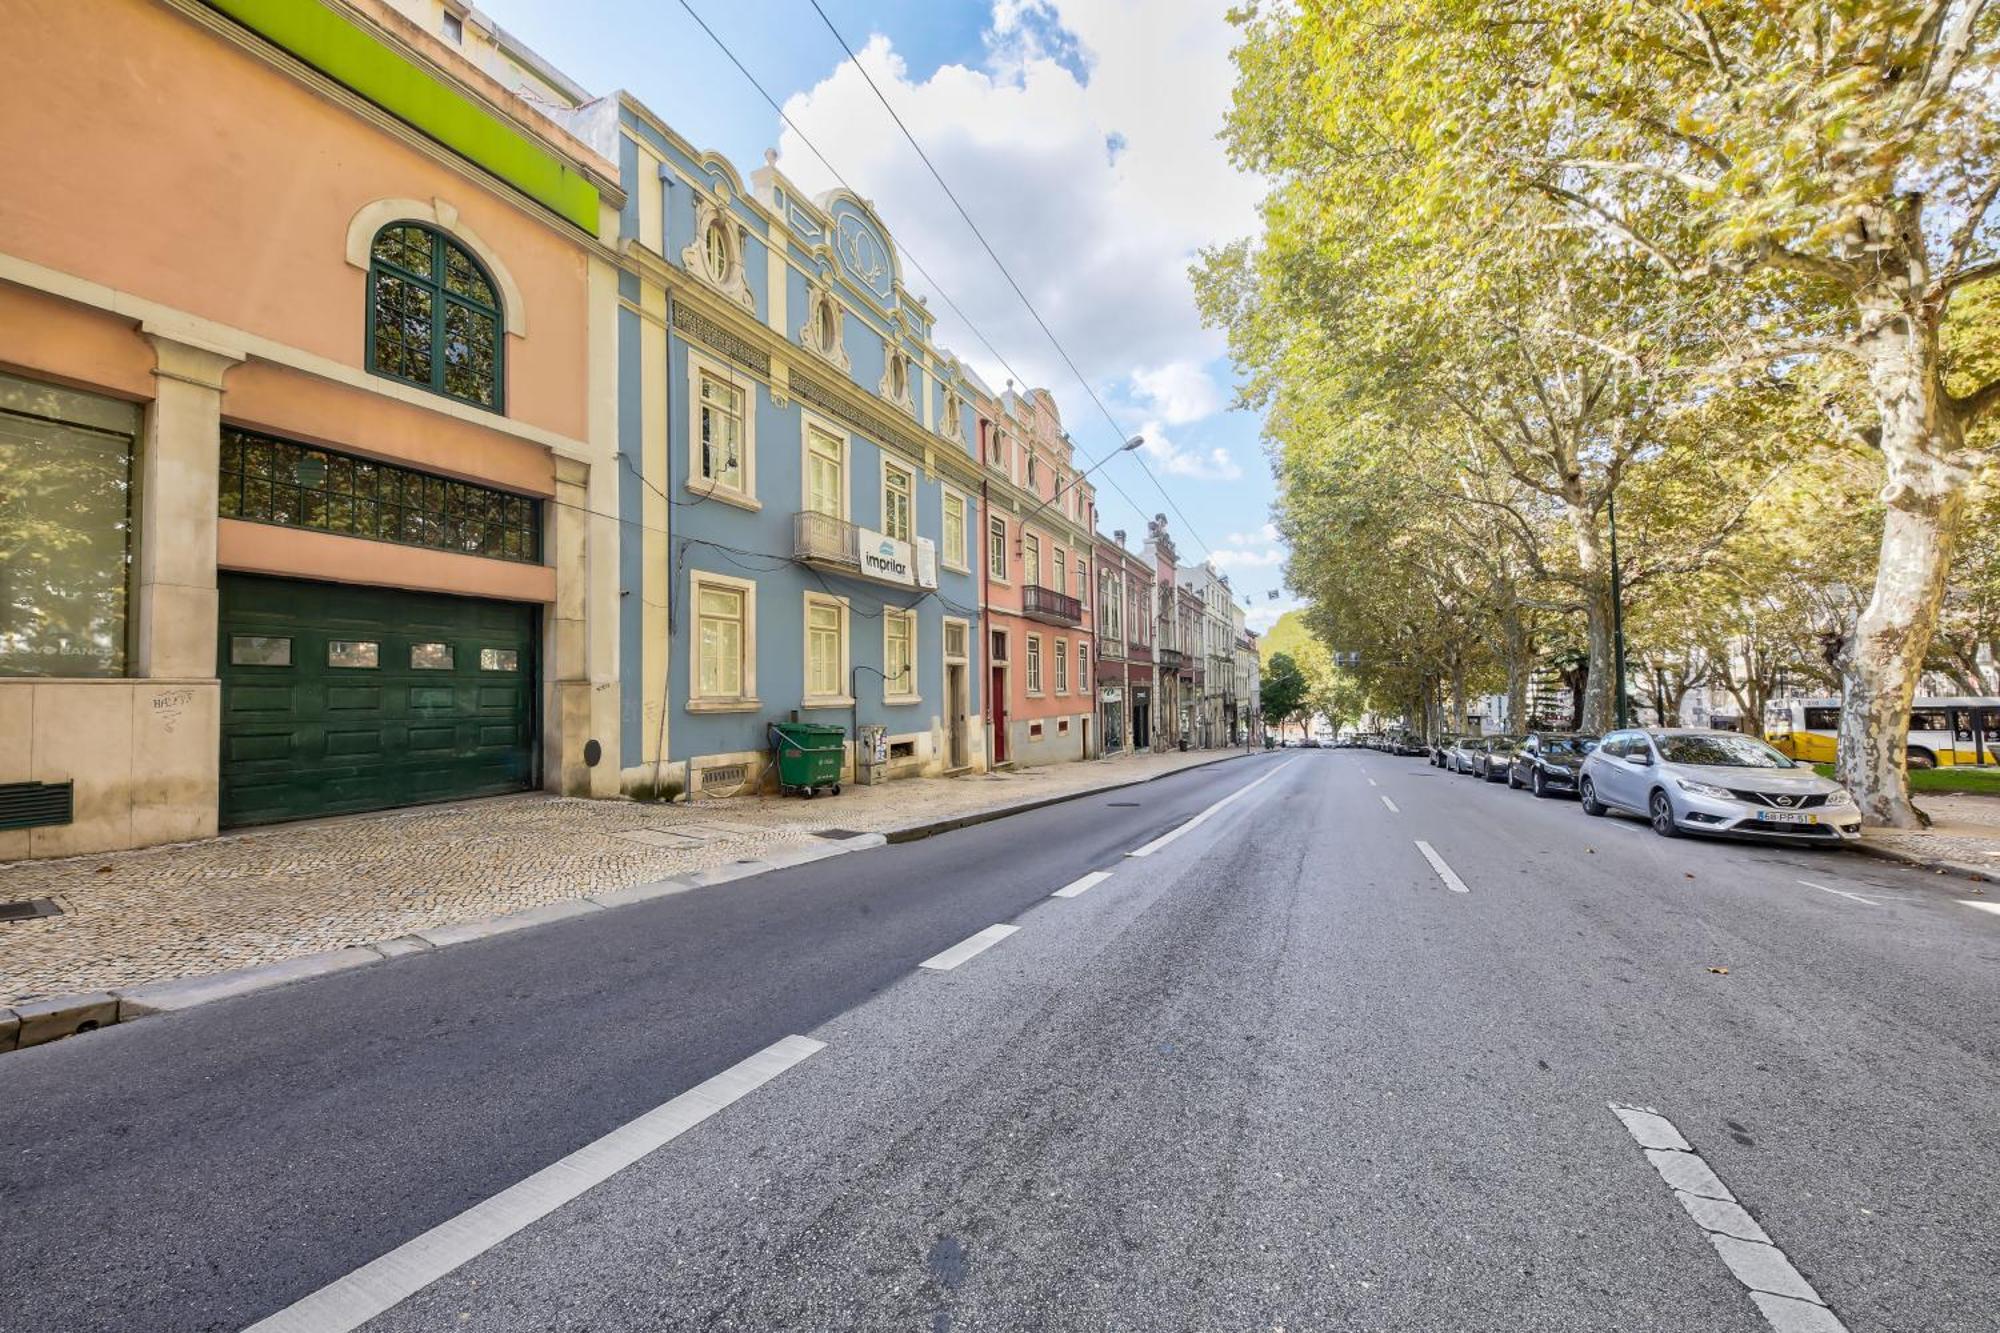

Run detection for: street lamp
[[1017, 434, 1144, 542]]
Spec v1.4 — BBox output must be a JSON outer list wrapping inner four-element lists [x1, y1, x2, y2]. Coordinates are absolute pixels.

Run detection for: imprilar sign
[[858, 528, 914, 585]]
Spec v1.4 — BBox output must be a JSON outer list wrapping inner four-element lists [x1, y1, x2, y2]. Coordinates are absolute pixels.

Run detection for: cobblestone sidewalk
[[1863, 792, 2000, 883], [0, 748, 1250, 1005]]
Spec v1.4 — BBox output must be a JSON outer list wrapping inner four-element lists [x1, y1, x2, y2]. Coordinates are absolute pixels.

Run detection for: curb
[[1, 833, 885, 1058], [0, 750, 1261, 1057], [1853, 836, 2000, 886], [882, 748, 1258, 844]]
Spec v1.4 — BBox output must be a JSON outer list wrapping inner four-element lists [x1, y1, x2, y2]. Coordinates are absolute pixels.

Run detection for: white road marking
[[1366, 777, 1379, 787], [919, 923, 1020, 971], [1962, 899, 2000, 916], [1608, 1102, 1848, 1333], [242, 1035, 825, 1333], [1797, 880, 1879, 906], [1413, 840, 1468, 893], [1052, 870, 1112, 899], [1126, 760, 1295, 858], [1379, 795, 1400, 814]]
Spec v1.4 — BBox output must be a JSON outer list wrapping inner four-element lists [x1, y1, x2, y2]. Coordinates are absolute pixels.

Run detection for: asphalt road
[[4, 749, 1997, 1332]]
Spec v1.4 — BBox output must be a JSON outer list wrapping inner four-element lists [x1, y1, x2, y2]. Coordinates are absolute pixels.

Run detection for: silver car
[[1578, 728, 1862, 843]]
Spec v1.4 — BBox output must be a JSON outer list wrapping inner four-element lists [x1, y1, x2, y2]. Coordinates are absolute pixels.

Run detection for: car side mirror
[[1627, 752, 1652, 767]]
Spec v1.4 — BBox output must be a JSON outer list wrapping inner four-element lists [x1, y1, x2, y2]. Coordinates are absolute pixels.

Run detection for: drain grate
[[815, 828, 868, 839], [1106, 801, 1141, 807], [0, 897, 64, 923]]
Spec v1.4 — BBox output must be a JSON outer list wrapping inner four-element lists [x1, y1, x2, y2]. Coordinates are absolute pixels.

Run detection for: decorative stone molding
[[799, 281, 851, 374], [344, 197, 528, 336], [938, 383, 965, 443], [680, 191, 755, 313], [879, 343, 917, 416]]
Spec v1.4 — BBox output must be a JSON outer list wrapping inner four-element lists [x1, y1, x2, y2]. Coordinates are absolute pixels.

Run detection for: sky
[[481, 0, 1302, 632]]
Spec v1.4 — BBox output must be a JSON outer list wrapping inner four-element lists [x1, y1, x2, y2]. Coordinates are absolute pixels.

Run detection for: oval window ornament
[[583, 739, 602, 768]]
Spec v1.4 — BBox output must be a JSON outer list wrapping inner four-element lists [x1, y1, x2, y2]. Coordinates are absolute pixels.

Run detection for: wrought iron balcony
[[793, 511, 928, 589], [1021, 583, 1082, 626], [1157, 647, 1186, 672]]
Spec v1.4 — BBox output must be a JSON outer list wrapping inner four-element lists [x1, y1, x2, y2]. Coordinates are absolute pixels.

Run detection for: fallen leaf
[[1685, 873, 1695, 879], [94, 865, 113, 874], [1707, 966, 1729, 975], [1586, 848, 1595, 854]]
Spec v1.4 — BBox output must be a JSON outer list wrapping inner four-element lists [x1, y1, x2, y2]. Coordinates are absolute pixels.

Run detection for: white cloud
[[1246, 595, 1304, 634], [1131, 359, 1224, 425], [1135, 420, 1240, 481], [1224, 523, 1280, 547], [774, 3, 1259, 406], [1209, 546, 1284, 570]]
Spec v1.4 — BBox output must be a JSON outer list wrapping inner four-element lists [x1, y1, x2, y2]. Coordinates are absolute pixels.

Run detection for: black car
[[1507, 731, 1601, 797], [1475, 735, 1523, 782]]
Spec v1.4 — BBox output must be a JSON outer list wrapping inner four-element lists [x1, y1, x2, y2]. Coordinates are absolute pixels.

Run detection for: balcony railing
[[1157, 647, 1186, 672], [793, 510, 929, 589], [1021, 583, 1082, 626]]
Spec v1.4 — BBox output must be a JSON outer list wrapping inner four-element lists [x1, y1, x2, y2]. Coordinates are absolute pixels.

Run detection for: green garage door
[[220, 574, 537, 826]]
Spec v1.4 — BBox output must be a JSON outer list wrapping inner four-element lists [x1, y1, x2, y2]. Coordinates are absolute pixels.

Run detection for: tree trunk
[[1450, 657, 1466, 733], [1502, 607, 1530, 733], [1568, 506, 1615, 732], [1837, 293, 1970, 828]]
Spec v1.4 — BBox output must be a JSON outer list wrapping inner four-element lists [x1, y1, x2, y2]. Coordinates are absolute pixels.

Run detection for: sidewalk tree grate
[[0, 898, 64, 923]]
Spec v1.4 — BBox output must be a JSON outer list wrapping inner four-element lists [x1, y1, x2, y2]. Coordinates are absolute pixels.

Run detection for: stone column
[[135, 329, 242, 678], [546, 454, 622, 797]]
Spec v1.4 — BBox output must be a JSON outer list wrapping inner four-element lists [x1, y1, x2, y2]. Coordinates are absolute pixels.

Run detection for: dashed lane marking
[[1962, 900, 2000, 917], [1052, 870, 1112, 899], [242, 1035, 826, 1333], [1413, 840, 1468, 893], [1797, 880, 1880, 906], [1127, 760, 1296, 858], [919, 923, 1020, 971], [1609, 1102, 1848, 1332], [1380, 794, 1400, 814], [1367, 777, 1379, 787]]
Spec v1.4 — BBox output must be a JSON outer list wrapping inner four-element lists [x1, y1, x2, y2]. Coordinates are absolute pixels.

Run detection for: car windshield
[[1541, 737, 1597, 756], [1656, 734, 1795, 768]]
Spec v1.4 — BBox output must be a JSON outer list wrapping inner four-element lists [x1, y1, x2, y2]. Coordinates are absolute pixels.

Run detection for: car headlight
[[1677, 778, 1735, 799], [1821, 788, 1854, 807]]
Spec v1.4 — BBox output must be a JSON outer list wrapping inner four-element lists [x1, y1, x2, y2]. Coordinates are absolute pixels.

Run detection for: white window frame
[[1053, 545, 1068, 596], [1026, 634, 1044, 695], [1055, 638, 1069, 695], [1079, 641, 1090, 693], [687, 569, 758, 712], [988, 514, 1009, 583], [883, 608, 919, 704], [880, 456, 914, 544], [800, 410, 848, 520], [686, 348, 758, 510], [943, 615, 970, 664], [803, 591, 853, 707], [1022, 530, 1041, 588], [1076, 557, 1089, 607], [941, 486, 969, 573]]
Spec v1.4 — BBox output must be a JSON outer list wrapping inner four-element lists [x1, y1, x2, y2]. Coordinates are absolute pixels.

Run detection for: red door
[[991, 665, 1008, 763]]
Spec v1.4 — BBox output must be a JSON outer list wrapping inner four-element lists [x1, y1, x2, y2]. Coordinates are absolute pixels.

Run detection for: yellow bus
[[1765, 696, 2000, 769]]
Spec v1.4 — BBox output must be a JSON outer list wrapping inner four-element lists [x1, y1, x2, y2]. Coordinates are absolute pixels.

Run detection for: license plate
[[1755, 810, 1816, 825]]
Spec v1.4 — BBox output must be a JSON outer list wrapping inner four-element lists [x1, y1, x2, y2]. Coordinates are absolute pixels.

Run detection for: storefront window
[[0, 374, 138, 677]]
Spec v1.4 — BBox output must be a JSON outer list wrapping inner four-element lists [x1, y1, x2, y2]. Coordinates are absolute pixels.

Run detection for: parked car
[[1447, 736, 1485, 774], [1475, 735, 1523, 782], [1507, 732, 1600, 797], [1430, 735, 1462, 767], [1578, 728, 1862, 843], [1391, 732, 1428, 757]]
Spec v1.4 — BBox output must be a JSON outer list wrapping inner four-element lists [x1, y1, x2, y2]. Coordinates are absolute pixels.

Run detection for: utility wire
[[672, 0, 1166, 547], [803, 0, 1216, 561]]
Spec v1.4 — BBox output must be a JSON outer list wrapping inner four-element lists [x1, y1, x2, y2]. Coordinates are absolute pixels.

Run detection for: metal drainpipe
[[979, 462, 992, 768]]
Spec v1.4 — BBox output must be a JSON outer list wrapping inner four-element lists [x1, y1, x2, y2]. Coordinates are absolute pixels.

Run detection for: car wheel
[[1580, 777, 1605, 817], [1907, 747, 1938, 771], [1649, 789, 1680, 838], [1507, 768, 1523, 789], [1531, 769, 1546, 799]]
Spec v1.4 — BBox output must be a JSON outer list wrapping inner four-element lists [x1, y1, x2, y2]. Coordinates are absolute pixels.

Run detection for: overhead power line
[[803, 0, 1216, 561], [672, 0, 1159, 538]]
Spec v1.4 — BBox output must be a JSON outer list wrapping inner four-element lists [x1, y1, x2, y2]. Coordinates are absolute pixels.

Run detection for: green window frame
[[219, 425, 540, 563], [367, 222, 504, 411]]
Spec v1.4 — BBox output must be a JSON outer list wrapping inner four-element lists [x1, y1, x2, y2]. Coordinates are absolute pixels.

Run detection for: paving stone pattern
[[1865, 794, 2000, 879], [0, 749, 1245, 1004]]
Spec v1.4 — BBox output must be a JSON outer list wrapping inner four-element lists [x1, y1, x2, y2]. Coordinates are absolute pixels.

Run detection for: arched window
[[702, 219, 731, 283], [814, 297, 837, 354], [368, 222, 503, 411]]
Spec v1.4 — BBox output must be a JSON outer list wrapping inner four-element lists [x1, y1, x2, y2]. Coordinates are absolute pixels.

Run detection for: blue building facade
[[599, 96, 986, 796]]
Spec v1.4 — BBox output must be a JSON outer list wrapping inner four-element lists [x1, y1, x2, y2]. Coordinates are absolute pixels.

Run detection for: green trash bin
[[769, 722, 846, 798]]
